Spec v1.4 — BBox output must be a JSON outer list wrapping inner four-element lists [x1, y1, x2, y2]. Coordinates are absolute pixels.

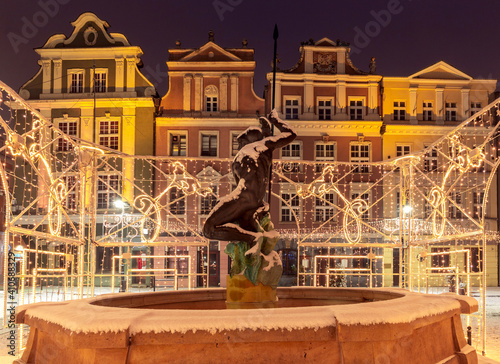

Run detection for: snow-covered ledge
[[15, 287, 477, 363]]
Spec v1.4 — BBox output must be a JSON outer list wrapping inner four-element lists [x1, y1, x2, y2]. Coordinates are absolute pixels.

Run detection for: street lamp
[[114, 198, 127, 292]]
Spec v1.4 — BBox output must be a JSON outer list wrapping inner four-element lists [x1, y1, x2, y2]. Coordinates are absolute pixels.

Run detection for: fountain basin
[[15, 287, 478, 364]]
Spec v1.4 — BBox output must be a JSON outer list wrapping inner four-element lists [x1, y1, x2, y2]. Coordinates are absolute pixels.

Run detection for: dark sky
[[1, 0, 499, 97]]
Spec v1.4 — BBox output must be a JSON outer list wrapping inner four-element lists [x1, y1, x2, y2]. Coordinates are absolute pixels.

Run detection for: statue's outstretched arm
[[264, 109, 297, 150]]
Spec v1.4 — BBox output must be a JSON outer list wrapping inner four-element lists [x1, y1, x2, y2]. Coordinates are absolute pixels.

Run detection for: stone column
[[367, 81, 380, 121], [41, 60, 51, 94], [436, 88, 444, 125], [220, 74, 229, 112], [53, 60, 62, 94], [304, 49, 313, 73], [409, 87, 417, 124], [126, 58, 136, 92], [335, 82, 347, 120], [303, 80, 314, 119], [461, 89, 470, 121], [183, 74, 192, 113], [230, 74, 239, 113], [122, 107, 136, 204], [115, 58, 125, 92], [194, 74, 203, 112]]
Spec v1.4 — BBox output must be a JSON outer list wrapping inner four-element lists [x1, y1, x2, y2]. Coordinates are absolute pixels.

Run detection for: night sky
[[1, 0, 500, 97]]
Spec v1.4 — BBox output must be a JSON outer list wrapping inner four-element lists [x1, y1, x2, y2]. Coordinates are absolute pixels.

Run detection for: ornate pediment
[[41, 12, 129, 49], [179, 42, 242, 62], [410, 61, 472, 80]]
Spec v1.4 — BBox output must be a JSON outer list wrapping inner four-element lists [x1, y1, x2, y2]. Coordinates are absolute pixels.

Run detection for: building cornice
[[267, 72, 382, 83], [155, 117, 259, 127], [35, 47, 144, 60], [167, 61, 256, 70], [15, 98, 154, 110]]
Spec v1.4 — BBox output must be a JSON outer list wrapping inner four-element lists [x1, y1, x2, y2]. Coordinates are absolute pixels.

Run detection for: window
[[170, 133, 186, 156], [314, 193, 336, 222], [166, 247, 189, 274], [349, 99, 364, 120], [470, 102, 482, 117], [318, 98, 333, 120], [473, 192, 484, 219], [468, 247, 483, 273], [284, 98, 299, 119], [61, 175, 78, 211], [424, 145, 438, 172], [281, 141, 302, 172], [205, 85, 218, 112], [431, 247, 450, 268], [393, 101, 406, 121], [68, 70, 84, 93], [201, 133, 218, 157], [448, 192, 462, 219], [396, 144, 411, 157], [56, 119, 78, 151], [99, 119, 119, 150], [201, 186, 218, 215], [350, 143, 370, 173], [169, 187, 186, 215], [93, 69, 107, 93], [423, 190, 432, 218], [396, 192, 401, 218], [423, 102, 433, 121], [445, 102, 457, 121], [352, 192, 369, 221], [279, 249, 297, 275], [231, 132, 240, 156], [280, 192, 300, 222], [315, 142, 335, 172], [97, 175, 119, 210]]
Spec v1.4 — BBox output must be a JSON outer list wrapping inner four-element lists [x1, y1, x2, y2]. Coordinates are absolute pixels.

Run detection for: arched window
[[205, 85, 218, 112]]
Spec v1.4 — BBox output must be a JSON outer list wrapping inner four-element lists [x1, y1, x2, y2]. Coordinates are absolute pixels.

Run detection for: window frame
[[280, 140, 302, 173], [393, 100, 406, 121], [98, 117, 120, 150], [314, 191, 337, 222], [204, 85, 219, 112], [348, 97, 365, 121], [54, 117, 79, 152], [200, 131, 219, 157], [445, 102, 457, 121], [284, 96, 301, 120], [349, 141, 371, 173], [314, 141, 336, 172], [317, 97, 334, 120], [97, 174, 120, 210], [423, 144, 438, 172], [169, 131, 188, 157], [67, 69, 84, 94], [230, 131, 242, 157], [280, 184, 301, 222], [91, 68, 108, 93], [470, 102, 482, 117], [423, 101, 433, 121]]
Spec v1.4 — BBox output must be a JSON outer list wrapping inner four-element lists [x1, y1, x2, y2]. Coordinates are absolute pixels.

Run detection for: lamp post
[[114, 199, 127, 292]]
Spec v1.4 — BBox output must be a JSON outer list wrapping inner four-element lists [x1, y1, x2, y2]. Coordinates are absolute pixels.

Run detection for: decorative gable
[[409, 61, 472, 80], [179, 42, 242, 62], [41, 12, 130, 49]]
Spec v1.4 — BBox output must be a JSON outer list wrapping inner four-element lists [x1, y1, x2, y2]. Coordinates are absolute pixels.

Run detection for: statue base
[[225, 274, 278, 309]]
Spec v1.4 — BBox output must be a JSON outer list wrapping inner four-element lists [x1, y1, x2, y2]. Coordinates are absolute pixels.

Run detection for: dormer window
[[205, 85, 218, 112], [68, 70, 84, 93], [93, 69, 107, 93]]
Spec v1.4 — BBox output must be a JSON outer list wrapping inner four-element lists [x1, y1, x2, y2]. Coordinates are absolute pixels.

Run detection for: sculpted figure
[[203, 110, 296, 248]]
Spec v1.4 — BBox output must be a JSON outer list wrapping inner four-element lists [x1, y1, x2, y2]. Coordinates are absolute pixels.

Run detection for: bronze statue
[[203, 110, 296, 245], [203, 110, 296, 286]]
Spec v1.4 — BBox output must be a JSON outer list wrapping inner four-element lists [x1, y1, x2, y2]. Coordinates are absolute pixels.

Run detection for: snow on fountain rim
[[17, 288, 471, 335]]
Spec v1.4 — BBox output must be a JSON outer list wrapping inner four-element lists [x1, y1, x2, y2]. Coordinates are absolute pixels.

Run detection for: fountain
[[15, 287, 477, 363], [14, 112, 478, 363]]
